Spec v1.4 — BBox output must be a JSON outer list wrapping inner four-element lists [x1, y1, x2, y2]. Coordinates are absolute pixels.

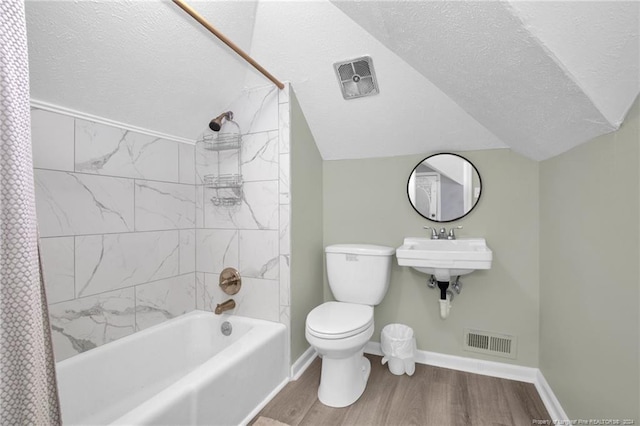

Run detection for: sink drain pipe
[[437, 281, 452, 319]]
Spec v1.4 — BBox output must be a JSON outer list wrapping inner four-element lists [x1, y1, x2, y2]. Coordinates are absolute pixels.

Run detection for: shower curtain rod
[[172, 0, 285, 90]]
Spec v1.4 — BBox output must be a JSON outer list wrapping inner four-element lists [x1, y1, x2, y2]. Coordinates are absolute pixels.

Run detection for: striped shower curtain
[[0, 1, 62, 424]]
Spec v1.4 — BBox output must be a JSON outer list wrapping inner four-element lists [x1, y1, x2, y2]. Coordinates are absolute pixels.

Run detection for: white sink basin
[[396, 237, 492, 281]]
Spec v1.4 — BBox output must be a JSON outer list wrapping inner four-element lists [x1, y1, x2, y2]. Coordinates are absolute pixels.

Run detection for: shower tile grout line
[[49, 272, 198, 306]]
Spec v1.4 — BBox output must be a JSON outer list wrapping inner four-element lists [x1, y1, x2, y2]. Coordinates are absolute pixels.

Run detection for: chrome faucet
[[447, 226, 463, 240], [424, 225, 463, 240], [215, 299, 236, 315], [423, 226, 438, 239]]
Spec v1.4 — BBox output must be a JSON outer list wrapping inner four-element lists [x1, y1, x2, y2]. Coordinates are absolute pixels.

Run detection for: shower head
[[209, 111, 234, 132]]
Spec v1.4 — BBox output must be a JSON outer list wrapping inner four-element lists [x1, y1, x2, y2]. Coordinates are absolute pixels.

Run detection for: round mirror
[[407, 153, 482, 222]]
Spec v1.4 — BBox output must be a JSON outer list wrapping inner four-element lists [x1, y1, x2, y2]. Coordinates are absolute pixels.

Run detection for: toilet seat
[[306, 301, 373, 340]]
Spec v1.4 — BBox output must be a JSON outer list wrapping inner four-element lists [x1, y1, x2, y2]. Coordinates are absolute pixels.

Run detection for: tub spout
[[215, 299, 235, 315]]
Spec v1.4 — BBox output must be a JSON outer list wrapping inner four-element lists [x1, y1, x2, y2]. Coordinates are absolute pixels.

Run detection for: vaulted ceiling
[[25, 1, 639, 161]]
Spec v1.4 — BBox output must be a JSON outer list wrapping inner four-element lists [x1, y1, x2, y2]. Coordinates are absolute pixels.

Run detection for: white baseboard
[[364, 341, 568, 421], [534, 369, 569, 421], [290, 346, 318, 380]]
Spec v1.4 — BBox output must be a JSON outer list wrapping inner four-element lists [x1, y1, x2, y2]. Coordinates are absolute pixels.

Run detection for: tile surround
[[241, 131, 279, 182], [203, 181, 278, 230], [196, 274, 280, 322], [134, 180, 196, 231], [40, 237, 75, 304], [179, 143, 196, 185], [30, 109, 74, 172], [34, 83, 292, 361], [75, 231, 180, 298], [134, 273, 196, 331], [35, 169, 134, 237], [49, 288, 136, 362], [179, 229, 196, 274], [194, 84, 292, 368], [239, 230, 280, 280], [75, 119, 179, 182], [196, 229, 239, 274]]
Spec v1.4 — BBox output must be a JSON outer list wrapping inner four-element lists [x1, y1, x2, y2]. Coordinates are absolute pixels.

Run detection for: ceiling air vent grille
[[463, 329, 517, 359], [334, 56, 379, 100]]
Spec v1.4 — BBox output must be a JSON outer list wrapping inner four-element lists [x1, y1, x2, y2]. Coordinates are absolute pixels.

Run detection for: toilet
[[305, 244, 395, 408]]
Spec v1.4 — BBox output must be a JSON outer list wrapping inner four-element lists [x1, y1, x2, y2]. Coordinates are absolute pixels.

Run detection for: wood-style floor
[[251, 354, 551, 426]]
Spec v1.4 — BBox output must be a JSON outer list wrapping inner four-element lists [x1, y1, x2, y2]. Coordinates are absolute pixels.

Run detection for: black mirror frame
[[406, 152, 483, 223]]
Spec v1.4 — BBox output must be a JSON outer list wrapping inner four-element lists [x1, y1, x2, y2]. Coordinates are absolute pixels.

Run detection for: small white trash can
[[380, 323, 416, 376]]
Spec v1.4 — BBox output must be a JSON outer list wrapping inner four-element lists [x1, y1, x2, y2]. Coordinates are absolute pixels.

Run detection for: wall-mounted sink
[[396, 237, 492, 281]]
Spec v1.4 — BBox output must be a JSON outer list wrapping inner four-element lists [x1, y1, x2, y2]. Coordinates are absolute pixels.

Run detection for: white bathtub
[[56, 310, 288, 425]]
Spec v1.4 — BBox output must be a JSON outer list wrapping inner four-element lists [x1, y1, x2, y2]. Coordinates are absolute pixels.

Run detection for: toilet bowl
[[305, 302, 374, 407], [305, 244, 395, 408]]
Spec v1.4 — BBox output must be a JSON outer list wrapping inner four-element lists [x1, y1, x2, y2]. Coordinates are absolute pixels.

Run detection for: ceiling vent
[[334, 56, 379, 100], [463, 328, 517, 359]]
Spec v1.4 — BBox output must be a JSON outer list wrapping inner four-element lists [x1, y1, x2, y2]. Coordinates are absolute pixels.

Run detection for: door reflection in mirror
[[407, 153, 482, 223]]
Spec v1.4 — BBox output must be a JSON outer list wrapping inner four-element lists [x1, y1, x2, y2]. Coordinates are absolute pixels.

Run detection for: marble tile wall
[[32, 108, 197, 361], [195, 84, 292, 362], [34, 83, 293, 364]]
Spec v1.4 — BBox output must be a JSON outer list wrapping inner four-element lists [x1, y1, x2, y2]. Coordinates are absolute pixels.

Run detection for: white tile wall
[[134, 180, 196, 231], [179, 229, 196, 274], [279, 153, 290, 205], [278, 102, 290, 154], [197, 274, 279, 322], [227, 86, 279, 135], [35, 83, 292, 362], [75, 119, 179, 182], [241, 131, 279, 182], [203, 181, 278, 230], [35, 169, 134, 237], [239, 230, 279, 280], [75, 231, 180, 298], [179, 143, 196, 185], [196, 229, 239, 274], [32, 107, 199, 361], [134, 273, 196, 331], [40, 237, 75, 304], [194, 84, 292, 364], [31, 109, 74, 171], [49, 288, 136, 362]]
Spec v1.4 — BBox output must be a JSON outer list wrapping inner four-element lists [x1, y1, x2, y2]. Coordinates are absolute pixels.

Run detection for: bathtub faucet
[[215, 299, 236, 315]]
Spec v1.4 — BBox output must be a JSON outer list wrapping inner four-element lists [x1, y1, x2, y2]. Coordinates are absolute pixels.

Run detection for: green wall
[[539, 98, 640, 420], [291, 91, 639, 419], [323, 150, 541, 366], [289, 89, 324, 362]]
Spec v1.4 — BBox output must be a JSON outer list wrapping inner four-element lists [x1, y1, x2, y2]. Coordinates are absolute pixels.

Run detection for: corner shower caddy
[[202, 132, 243, 206]]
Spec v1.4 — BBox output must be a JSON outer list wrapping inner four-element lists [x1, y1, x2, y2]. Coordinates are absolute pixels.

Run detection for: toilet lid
[[306, 302, 373, 339]]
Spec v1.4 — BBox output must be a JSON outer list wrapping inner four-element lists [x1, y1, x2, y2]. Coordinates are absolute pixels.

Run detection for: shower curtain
[[0, 1, 62, 424]]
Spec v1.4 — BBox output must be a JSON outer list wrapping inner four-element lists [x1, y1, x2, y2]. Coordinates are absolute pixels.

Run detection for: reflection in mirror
[[407, 153, 482, 222]]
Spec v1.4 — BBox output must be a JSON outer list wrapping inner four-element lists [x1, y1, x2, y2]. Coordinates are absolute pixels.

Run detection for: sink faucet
[[424, 226, 463, 240], [447, 226, 463, 240], [423, 226, 438, 239]]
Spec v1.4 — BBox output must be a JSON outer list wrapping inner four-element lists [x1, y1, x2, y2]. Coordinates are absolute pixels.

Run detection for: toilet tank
[[325, 244, 396, 306]]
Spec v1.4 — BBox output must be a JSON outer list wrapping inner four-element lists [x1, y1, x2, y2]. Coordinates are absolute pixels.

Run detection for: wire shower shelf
[[204, 174, 243, 206], [200, 133, 242, 151]]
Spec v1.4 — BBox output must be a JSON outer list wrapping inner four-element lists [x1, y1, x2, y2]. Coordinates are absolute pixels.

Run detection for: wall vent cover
[[463, 329, 517, 359], [333, 56, 379, 100]]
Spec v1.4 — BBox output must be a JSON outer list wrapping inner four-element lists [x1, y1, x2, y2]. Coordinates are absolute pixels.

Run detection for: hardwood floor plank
[[252, 358, 321, 425], [339, 356, 400, 426], [252, 354, 551, 426]]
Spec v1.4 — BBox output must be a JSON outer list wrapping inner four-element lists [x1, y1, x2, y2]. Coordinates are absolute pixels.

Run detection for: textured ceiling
[[25, 0, 258, 142], [25, 0, 639, 161]]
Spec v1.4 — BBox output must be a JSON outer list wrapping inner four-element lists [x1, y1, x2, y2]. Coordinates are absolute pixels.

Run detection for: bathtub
[[55, 310, 288, 425]]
